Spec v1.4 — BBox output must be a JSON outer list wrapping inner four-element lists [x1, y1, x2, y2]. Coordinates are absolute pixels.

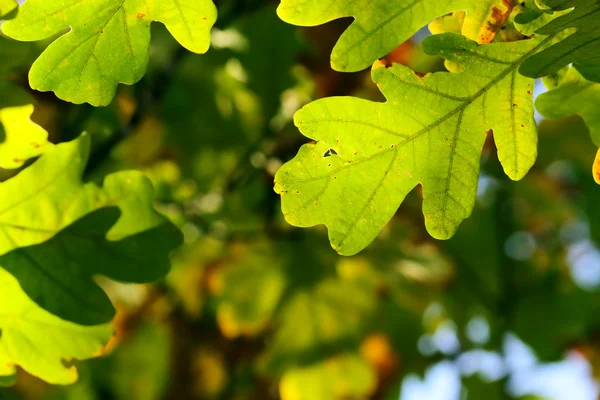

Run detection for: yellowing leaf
[[2, 0, 217, 106], [275, 33, 550, 255], [279, 354, 376, 400], [0, 268, 113, 385], [594, 148, 600, 185]]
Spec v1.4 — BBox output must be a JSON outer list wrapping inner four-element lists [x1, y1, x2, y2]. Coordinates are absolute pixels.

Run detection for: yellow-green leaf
[[1, 0, 217, 106], [0, 134, 172, 255], [0, 82, 53, 169], [279, 354, 376, 400], [0, 268, 113, 385], [0, 0, 16, 18], [277, 0, 514, 72], [275, 33, 551, 255]]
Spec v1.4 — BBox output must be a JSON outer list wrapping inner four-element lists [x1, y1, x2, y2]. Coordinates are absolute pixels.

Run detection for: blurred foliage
[[2, 1, 600, 400]]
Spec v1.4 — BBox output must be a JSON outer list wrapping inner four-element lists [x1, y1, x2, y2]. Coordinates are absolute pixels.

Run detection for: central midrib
[[292, 34, 556, 185]]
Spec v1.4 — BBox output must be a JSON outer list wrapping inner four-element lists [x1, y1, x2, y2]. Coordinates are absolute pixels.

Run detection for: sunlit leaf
[[0, 268, 113, 385], [0, 82, 53, 169], [2, 0, 217, 106], [277, 0, 513, 72], [0, 0, 16, 18], [275, 33, 547, 255], [0, 135, 182, 324], [0, 134, 177, 255], [279, 354, 376, 400], [2, 207, 181, 325]]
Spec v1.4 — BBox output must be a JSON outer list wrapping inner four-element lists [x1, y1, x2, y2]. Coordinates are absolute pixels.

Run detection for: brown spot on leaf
[[374, 58, 393, 69], [137, 13, 145, 18], [477, 0, 517, 44]]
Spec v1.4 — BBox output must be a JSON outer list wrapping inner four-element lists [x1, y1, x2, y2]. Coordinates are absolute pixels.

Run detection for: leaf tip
[[594, 149, 600, 185]]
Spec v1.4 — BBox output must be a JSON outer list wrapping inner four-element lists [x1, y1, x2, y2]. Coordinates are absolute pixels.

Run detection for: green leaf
[[0, 135, 183, 324], [275, 33, 549, 255], [1, 0, 217, 106], [536, 67, 600, 146], [277, 0, 513, 72], [519, 0, 600, 83], [0, 134, 172, 255], [0, 268, 113, 385], [0, 82, 53, 169], [279, 354, 376, 400]]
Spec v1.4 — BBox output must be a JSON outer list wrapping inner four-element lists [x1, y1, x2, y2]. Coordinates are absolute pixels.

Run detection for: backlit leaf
[[277, 0, 513, 72], [275, 33, 548, 255], [0, 268, 113, 385], [0, 135, 183, 324], [0, 82, 53, 169], [0, 134, 176, 255], [1, 0, 217, 106], [0, 0, 16, 18], [2, 207, 181, 325]]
